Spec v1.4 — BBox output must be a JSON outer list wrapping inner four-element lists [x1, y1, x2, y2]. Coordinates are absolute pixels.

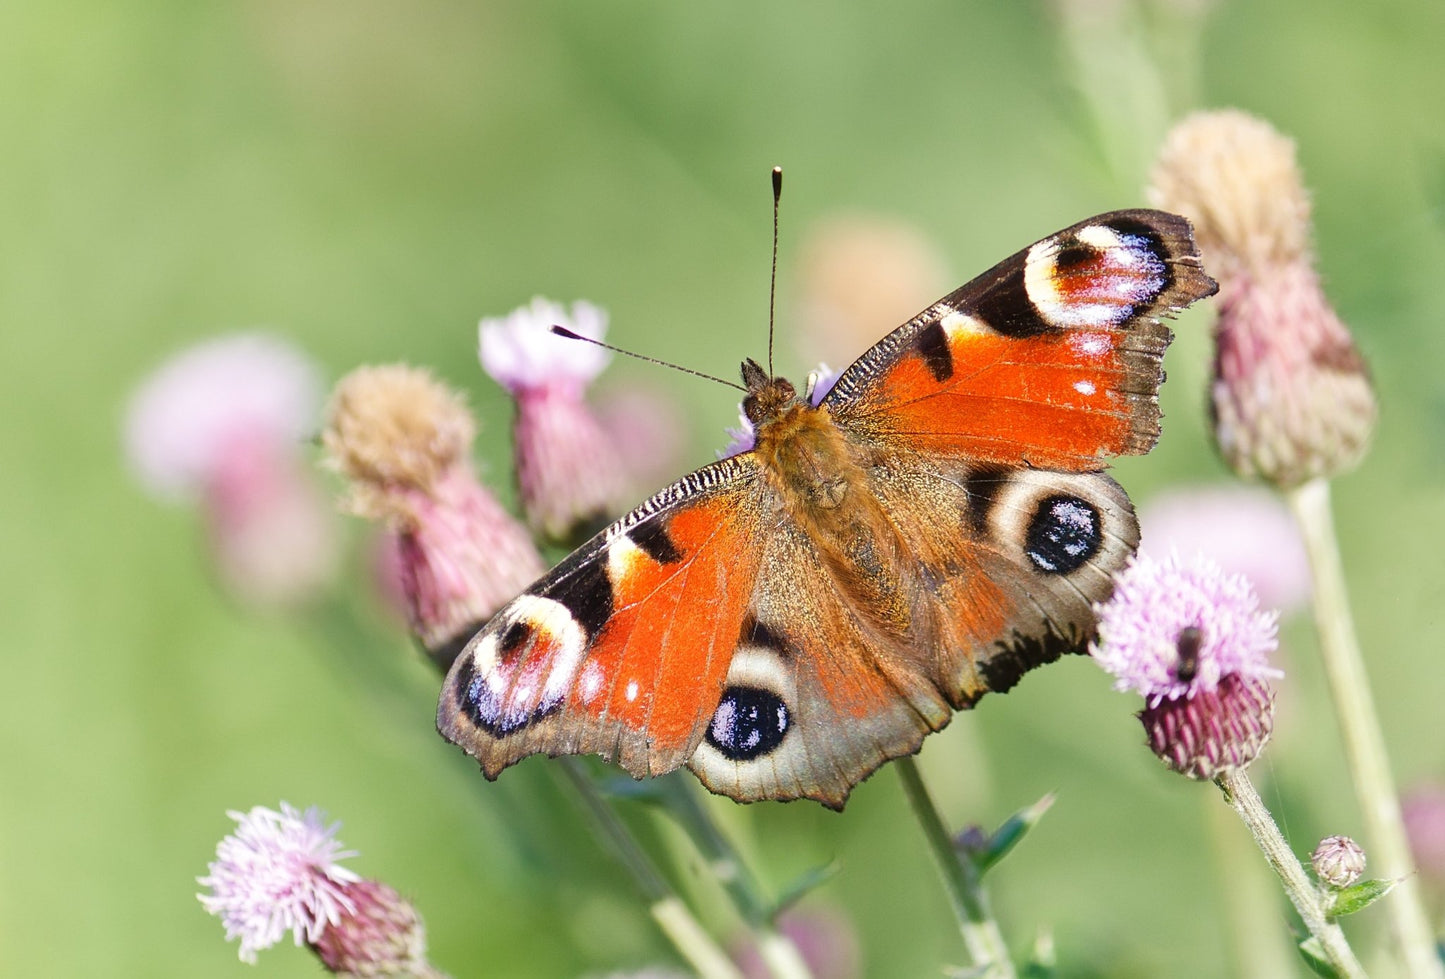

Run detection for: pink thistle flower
[[1092, 553, 1281, 779], [479, 297, 627, 541], [124, 333, 339, 606], [322, 365, 544, 661], [197, 803, 360, 964], [125, 333, 322, 501], [1138, 483, 1310, 615]]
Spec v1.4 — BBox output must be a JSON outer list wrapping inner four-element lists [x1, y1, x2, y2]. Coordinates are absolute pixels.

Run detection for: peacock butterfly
[[437, 208, 1217, 809]]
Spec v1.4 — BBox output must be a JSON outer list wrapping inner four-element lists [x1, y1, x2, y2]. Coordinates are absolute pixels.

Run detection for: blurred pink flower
[[1402, 782, 1445, 886], [1138, 484, 1310, 614], [734, 907, 861, 979], [199, 804, 447, 976], [124, 333, 339, 605], [793, 215, 950, 369], [595, 385, 689, 493], [479, 297, 627, 541]]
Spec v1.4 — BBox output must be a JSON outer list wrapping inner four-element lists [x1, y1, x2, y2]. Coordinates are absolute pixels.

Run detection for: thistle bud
[[322, 365, 544, 663], [1311, 835, 1366, 889], [1148, 110, 1376, 487]]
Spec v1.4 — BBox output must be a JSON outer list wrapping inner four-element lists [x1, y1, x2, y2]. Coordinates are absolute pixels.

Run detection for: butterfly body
[[440, 210, 1217, 808]]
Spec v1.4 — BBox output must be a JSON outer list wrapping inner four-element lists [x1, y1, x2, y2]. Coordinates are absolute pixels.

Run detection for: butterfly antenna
[[550, 326, 747, 392], [767, 165, 782, 380]]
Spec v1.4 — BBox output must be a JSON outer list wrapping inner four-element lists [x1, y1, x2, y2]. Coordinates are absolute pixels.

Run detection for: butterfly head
[[740, 357, 799, 426]]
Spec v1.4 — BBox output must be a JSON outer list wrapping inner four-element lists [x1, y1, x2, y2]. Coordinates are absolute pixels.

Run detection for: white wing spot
[[625, 680, 640, 702], [940, 310, 988, 337], [1073, 379, 1097, 396], [1070, 332, 1112, 358], [579, 661, 605, 703], [1074, 224, 1125, 251]]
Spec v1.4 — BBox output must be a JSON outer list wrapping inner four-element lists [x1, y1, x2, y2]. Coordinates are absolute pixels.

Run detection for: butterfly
[[438, 210, 1216, 809]]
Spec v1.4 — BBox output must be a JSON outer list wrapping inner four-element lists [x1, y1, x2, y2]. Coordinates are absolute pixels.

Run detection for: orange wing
[[437, 455, 770, 780], [823, 210, 1216, 469]]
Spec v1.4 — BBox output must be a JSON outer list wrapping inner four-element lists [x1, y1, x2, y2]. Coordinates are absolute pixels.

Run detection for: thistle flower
[[1138, 484, 1310, 615], [198, 803, 360, 964], [1311, 835, 1366, 889], [1092, 552, 1281, 779], [479, 297, 628, 541], [1148, 110, 1376, 487], [322, 365, 544, 661], [124, 333, 339, 606], [199, 804, 448, 977]]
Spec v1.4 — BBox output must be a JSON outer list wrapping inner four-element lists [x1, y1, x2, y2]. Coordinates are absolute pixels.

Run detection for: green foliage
[[1325, 877, 1399, 918]]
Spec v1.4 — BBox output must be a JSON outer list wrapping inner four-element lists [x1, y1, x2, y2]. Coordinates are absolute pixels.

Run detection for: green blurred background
[[4, 1, 1445, 976]]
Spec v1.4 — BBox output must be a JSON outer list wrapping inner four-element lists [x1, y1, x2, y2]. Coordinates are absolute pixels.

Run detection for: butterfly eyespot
[[1024, 494, 1102, 574], [453, 596, 587, 736], [706, 685, 791, 761]]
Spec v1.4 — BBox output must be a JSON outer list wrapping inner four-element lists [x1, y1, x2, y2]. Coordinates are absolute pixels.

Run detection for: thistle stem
[[655, 775, 814, 979], [1215, 769, 1366, 978], [896, 756, 1016, 978], [1287, 478, 1443, 979], [557, 760, 743, 979]]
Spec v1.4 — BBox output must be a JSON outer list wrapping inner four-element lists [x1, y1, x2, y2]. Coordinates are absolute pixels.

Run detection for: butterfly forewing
[[438, 455, 772, 780], [824, 210, 1216, 470]]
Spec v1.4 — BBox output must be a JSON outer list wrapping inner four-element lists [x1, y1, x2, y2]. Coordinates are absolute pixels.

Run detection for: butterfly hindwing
[[687, 519, 954, 809]]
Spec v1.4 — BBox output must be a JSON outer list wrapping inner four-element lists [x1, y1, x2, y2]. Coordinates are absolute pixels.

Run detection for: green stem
[[895, 756, 1016, 978], [1287, 479, 1443, 979], [557, 760, 742, 979], [654, 775, 814, 979], [1215, 769, 1366, 979]]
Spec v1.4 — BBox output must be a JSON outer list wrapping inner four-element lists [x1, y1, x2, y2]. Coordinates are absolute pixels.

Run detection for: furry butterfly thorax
[[439, 209, 1217, 809]]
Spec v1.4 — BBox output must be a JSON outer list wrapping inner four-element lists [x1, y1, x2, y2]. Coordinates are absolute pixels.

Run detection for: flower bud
[[1311, 835, 1366, 889], [1148, 110, 1376, 487], [323, 365, 544, 662], [311, 879, 437, 977]]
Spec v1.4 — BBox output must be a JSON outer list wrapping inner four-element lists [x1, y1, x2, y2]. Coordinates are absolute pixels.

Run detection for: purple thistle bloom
[[197, 804, 360, 964], [1092, 552, 1281, 706], [1092, 553, 1282, 779]]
